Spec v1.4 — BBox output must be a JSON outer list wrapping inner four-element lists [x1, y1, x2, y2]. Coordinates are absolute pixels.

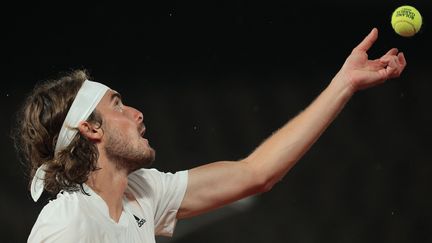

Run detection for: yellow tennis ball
[[391, 5, 422, 37]]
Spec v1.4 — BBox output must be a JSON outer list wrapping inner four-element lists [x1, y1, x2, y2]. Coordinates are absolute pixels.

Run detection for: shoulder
[[128, 168, 188, 189], [127, 168, 188, 203], [127, 169, 165, 196], [127, 168, 188, 199], [129, 168, 161, 180], [38, 191, 84, 223], [129, 168, 173, 179], [28, 191, 92, 242]]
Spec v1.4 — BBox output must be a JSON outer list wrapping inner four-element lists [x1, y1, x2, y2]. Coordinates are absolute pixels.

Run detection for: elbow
[[257, 178, 276, 193], [242, 158, 277, 194], [250, 170, 276, 194]]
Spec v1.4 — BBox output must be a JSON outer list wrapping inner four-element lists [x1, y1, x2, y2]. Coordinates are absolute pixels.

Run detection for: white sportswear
[[28, 169, 188, 243]]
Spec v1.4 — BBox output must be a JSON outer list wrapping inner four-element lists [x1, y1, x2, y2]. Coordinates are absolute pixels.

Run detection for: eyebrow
[[110, 91, 122, 103]]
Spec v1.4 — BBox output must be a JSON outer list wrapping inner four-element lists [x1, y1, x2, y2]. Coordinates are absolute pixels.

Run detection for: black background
[[2, 1, 432, 242]]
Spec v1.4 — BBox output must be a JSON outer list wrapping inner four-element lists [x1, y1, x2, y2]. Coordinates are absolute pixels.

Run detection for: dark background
[[3, 1, 432, 242]]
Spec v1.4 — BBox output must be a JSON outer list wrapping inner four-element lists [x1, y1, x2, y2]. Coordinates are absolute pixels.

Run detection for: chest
[[83, 196, 156, 242]]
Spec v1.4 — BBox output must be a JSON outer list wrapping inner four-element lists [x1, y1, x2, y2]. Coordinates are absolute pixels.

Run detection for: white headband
[[30, 80, 110, 202]]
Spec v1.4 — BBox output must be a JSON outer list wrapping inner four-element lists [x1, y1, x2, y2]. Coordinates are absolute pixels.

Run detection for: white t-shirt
[[28, 169, 188, 243]]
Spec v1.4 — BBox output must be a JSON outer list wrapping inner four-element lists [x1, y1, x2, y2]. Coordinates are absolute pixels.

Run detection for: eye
[[114, 98, 124, 111]]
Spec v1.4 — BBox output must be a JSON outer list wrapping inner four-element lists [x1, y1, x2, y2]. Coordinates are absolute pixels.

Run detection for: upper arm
[[177, 159, 267, 219]]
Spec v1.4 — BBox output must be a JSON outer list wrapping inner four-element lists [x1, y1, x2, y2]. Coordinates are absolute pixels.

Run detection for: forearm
[[245, 76, 354, 189], [178, 29, 406, 219]]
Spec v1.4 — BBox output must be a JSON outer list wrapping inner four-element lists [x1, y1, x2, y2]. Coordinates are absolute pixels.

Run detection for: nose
[[126, 106, 144, 123], [137, 110, 143, 123]]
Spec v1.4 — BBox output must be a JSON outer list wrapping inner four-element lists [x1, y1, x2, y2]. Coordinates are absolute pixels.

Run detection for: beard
[[104, 125, 155, 173]]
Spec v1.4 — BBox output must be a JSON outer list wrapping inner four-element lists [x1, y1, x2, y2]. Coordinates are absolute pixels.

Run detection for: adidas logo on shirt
[[133, 215, 146, 227]]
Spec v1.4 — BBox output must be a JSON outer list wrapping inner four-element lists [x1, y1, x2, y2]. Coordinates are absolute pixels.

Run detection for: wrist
[[328, 71, 356, 101]]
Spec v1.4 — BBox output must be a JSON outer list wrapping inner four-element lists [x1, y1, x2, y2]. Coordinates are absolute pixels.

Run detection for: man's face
[[96, 90, 155, 172]]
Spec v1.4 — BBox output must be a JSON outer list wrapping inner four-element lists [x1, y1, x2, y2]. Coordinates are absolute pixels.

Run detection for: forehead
[[96, 89, 119, 108]]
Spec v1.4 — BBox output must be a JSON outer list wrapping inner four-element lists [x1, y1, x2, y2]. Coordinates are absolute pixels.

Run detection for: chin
[[144, 148, 156, 166], [135, 147, 156, 169]]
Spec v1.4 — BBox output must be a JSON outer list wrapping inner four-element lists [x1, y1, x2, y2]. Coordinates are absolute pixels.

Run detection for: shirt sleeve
[[128, 169, 188, 237]]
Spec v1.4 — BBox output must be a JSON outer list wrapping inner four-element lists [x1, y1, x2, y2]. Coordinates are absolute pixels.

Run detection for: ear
[[78, 121, 103, 141]]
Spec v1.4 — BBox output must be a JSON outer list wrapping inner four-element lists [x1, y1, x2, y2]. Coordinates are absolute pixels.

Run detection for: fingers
[[380, 51, 406, 78], [384, 48, 398, 57], [398, 52, 407, 69], [386, 58, 398, 78], [368, 48, 401, 71], [379, 49, 397, 64], [352, 28, 378, 53], [393, 52, 407, 77]]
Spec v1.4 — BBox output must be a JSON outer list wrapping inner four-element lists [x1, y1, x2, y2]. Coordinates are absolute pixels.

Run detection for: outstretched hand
[[336, 28, 407, 93]]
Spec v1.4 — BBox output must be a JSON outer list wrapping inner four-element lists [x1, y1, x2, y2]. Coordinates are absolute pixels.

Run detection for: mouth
[[139, 126, 146, 138]]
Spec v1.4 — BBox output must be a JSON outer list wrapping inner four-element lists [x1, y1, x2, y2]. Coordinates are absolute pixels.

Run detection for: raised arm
[[177, 28, 406, 219]]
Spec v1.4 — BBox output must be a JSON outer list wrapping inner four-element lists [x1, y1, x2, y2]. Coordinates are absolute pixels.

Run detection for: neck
[[86, 153, 128, 223]]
